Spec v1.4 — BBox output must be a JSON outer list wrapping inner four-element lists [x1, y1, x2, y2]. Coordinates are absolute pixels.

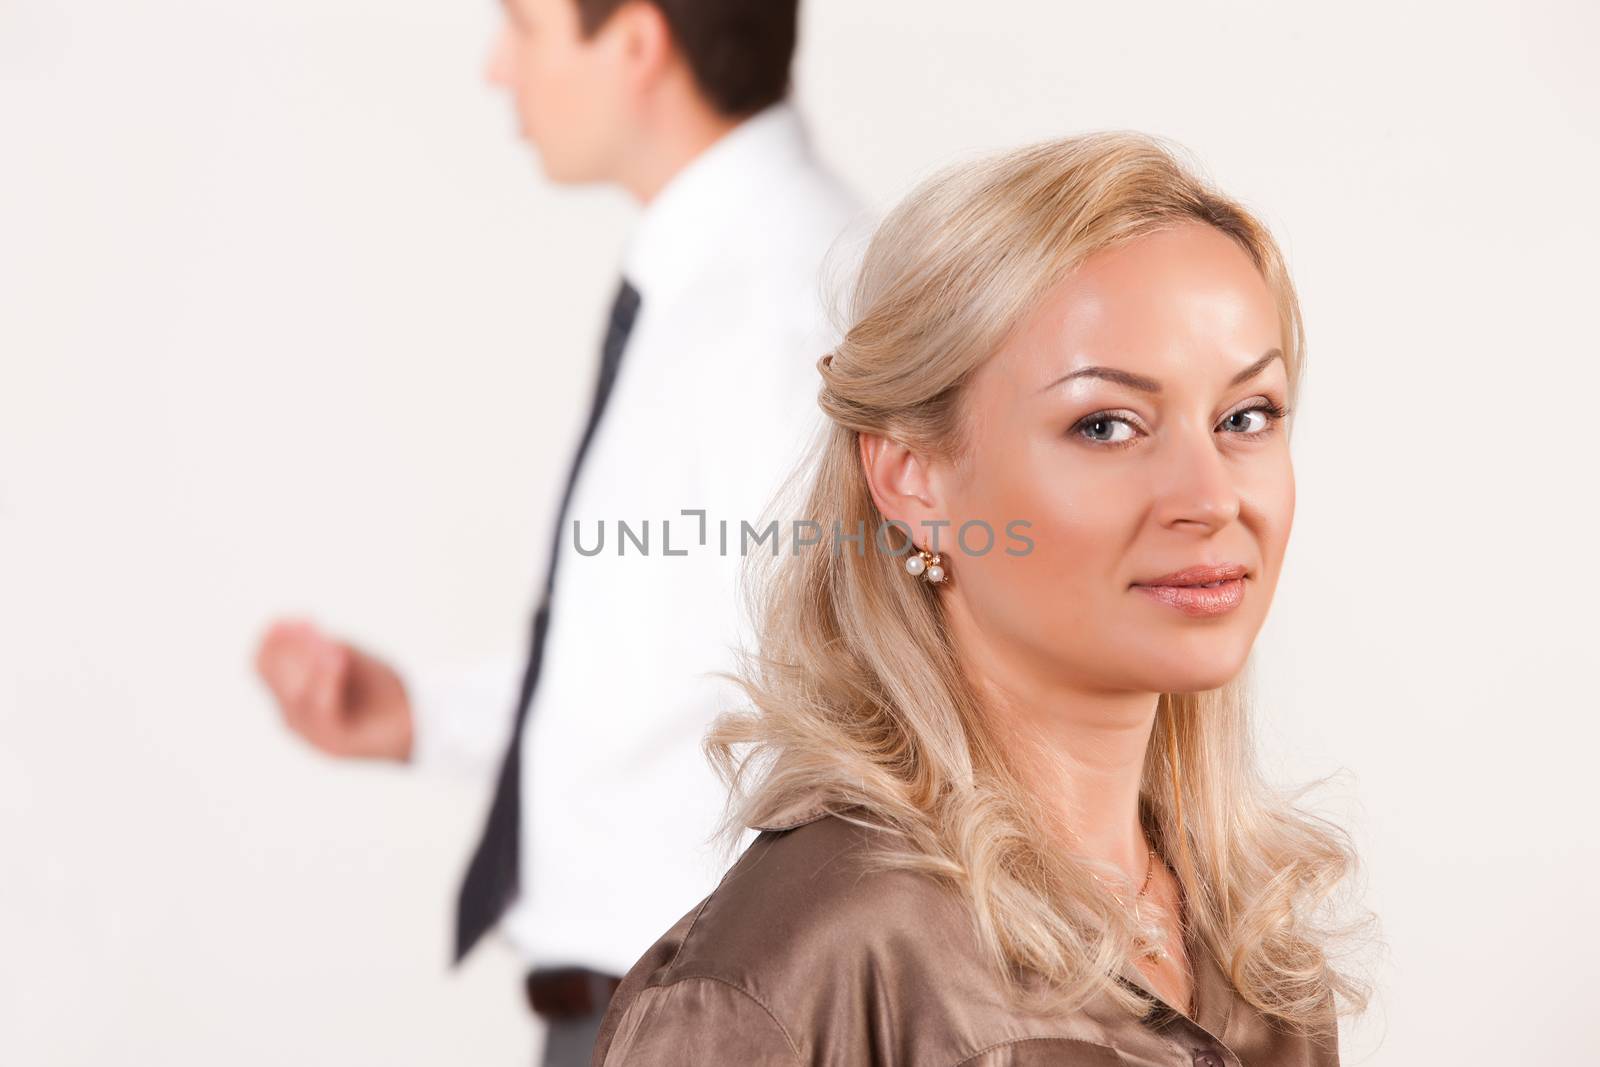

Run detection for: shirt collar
[[757, 799, 1237, 1041], [621, 99, 815, 305], [748, 794, 837, 833]]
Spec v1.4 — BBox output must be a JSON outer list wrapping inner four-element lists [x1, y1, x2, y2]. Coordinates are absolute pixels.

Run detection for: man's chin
[[515, 135, 571, 180], [529, 152, 592, 187]]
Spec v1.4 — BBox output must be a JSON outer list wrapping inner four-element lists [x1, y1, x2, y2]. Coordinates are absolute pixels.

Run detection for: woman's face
[[919, 222, 1295, 697]]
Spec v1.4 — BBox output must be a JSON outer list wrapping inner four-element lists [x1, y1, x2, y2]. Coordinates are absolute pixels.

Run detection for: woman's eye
[[1071, 402, 1290, 447], [1218, 401, 1291, 436], [1073, 413, 1140, 445]]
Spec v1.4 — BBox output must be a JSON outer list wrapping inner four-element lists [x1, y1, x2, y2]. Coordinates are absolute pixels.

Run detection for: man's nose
[[483, 29, 512, 87]]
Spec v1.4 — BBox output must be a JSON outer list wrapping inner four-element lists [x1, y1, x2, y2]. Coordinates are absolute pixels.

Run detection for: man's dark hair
[[575, 0, 799, 117]]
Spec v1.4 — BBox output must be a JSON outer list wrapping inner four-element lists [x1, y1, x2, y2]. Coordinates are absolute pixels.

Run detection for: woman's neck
[[948, 604, 1159, 881]]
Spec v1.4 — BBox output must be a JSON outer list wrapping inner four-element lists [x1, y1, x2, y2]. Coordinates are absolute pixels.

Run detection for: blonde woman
[[594, 132, 1372, 1066]]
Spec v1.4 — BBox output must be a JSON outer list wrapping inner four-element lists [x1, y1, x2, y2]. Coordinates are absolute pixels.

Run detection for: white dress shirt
[[410, 101, 865, 976]]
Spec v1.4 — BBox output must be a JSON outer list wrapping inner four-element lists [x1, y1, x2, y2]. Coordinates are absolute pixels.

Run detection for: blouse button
[[1191, 1052, 1226, 1067]]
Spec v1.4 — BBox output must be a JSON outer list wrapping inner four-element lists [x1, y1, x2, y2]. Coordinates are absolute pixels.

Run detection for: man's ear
[[610, 0, 674, 89], [859, 432, 943, 543]]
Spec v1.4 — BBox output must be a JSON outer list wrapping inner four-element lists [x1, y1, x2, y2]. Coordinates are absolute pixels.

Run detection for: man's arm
[[253, 617, 519, 780]]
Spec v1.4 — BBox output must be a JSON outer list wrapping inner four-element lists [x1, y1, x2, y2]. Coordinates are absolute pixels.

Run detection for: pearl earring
[[904, 546, 947, 585]]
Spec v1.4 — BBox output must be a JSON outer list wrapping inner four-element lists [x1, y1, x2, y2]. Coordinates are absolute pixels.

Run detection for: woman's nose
[[1150, 429, 1241, 533]]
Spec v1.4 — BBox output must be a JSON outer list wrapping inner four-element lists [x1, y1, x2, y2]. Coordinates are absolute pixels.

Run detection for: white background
[[3, 0, 1596, 1063]]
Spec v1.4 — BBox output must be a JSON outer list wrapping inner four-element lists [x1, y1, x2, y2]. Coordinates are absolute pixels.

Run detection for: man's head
[[485, 0, 799, 187]]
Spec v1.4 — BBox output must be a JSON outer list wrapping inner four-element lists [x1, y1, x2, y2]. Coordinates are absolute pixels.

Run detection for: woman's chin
[[1123, 644, 1251, 695]]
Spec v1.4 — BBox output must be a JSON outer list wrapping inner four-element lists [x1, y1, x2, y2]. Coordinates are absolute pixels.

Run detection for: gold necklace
[[1130, 844, 1169, 962], [1133, 849, 1198, 1019], [1092, 844, 1165, 958], [1097, 846, 1194, 1017], [1135, 844, 1156, 899]]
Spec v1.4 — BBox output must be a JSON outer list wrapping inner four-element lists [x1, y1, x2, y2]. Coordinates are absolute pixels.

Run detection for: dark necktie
[[454, 277, 642, 964]]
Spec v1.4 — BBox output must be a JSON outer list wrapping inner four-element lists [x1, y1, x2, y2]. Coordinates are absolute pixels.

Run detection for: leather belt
[[525, 966, 623, 1021]]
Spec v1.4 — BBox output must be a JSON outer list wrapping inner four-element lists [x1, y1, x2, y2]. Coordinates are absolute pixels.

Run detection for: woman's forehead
[[988, 227, 1283, 395]]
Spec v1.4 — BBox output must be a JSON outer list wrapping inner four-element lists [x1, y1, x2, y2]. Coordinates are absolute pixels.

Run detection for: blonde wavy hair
[[707, 131, 1374, 1031]]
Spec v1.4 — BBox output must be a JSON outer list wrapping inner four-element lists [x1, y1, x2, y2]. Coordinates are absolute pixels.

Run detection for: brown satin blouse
[[594, 807, 1339, 1067]]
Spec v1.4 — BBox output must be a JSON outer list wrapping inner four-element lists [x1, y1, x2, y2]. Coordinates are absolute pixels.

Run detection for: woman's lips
[[1131, 577, 1246, 618], [1130, 565, 1249, 619]]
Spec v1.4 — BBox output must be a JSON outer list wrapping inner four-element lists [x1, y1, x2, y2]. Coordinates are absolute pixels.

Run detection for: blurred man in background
[[253, 0, 861, 1061]]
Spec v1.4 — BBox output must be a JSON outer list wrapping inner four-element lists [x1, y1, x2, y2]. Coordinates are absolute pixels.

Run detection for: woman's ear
[[859, 432, 943, 540]]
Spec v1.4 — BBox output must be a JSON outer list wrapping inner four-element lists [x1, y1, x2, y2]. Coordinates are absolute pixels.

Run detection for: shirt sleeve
[[598, 977, 800, 1065], [405, 655, 523, 781]]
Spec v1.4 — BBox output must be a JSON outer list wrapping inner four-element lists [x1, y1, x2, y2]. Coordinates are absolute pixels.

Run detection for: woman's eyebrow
[[1227, 348, 1285, 386], [1038, 348, 1283, 394]]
